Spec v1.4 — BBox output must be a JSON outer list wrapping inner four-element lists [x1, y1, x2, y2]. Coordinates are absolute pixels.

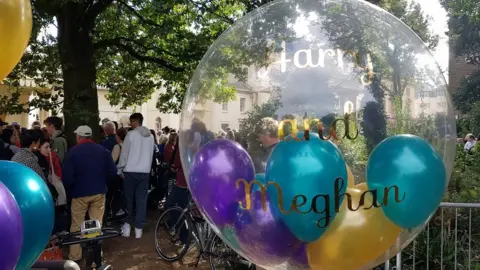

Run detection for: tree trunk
[[57, 3, 100, 144]]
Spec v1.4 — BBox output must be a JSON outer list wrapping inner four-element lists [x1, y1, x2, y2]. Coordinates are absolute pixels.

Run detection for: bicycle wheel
[[209, 235, 256, 270], [154, 206, 193, 262]]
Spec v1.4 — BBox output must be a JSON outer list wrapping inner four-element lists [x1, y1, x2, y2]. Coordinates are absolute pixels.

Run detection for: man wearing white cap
[[62, 125, 117, 263]]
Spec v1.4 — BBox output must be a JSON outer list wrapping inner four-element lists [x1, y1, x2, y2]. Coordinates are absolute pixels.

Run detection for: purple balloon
[[0, 182, 23, 269], [234, 191, 304, 267], [288, 244, 309, 268], [189, 139, 254, 227]]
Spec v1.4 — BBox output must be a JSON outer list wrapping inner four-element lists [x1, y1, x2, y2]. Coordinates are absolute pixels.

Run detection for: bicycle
[[34, 225, 122, 270], [154, 196, 256, 269]]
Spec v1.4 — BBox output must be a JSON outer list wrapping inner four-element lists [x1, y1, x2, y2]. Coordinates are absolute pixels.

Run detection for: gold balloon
[[0, 0, 32, 80], [306, 183, 401, 270], [346, 165, 354, 188]]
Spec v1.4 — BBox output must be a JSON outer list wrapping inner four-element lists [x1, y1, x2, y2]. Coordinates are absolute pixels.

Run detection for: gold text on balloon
[[235, 177, 405, 228]]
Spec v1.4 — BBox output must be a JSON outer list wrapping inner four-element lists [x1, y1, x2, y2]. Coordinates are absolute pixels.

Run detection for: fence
[[383, 202, 480, 270]]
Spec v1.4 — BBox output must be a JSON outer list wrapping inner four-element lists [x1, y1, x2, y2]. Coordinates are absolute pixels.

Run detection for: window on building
[[240, 98, 246, 112], [222, 103, 228, 111], [420, 103, 430, 109], [437, 102, 446, 108], [221, 123, 229, 131]]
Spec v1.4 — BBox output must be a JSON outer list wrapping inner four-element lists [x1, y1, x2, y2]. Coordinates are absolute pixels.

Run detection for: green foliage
[[441, 0, 480, 62], [451, 70, 480, 137], [2, 0, 275, 127], [323, 0, 439, 103], [398, 145, 480, 269], [453, 70, 480, 115], [361, 101, 387, 154], [334, 116, 369, 180]]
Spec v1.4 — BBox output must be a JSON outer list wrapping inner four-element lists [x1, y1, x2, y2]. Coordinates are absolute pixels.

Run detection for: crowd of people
[[0, 114, 182, 263], [0, 114, 282, 265]]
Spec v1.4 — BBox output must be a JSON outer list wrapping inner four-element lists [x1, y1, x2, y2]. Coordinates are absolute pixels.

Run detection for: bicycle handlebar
[[57, 228, 122, 246]]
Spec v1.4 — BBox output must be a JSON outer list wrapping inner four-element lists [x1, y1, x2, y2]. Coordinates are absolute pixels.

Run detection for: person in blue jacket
[[62, 125, 117, 263]]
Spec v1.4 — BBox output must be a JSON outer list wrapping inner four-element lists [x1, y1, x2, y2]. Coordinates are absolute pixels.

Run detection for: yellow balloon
[[346, 164, 354, 188], [0, 0, 32, 80], [306, 184, 401, 270], [354, 181, 368, 190]]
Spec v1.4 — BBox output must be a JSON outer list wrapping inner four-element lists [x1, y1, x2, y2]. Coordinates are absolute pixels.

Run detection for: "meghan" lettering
[[235, 177, 405, 228]]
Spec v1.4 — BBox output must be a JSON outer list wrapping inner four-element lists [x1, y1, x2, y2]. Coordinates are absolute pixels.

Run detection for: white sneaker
[[122, 223, 131, 238], [135, 228, 143, 239]]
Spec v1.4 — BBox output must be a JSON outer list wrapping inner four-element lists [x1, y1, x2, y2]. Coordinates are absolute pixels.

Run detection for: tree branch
[[116, 0, 163, 28], [93, 38, 185, 72], [186, 0, 235, 24], [95, 37, 203, 59], [87, 0, 115, 21]]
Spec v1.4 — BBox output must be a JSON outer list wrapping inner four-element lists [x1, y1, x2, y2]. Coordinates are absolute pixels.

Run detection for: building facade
[[1, 79, 181, 132]]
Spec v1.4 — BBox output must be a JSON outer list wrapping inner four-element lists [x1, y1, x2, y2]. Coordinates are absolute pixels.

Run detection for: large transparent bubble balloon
[[179, 0, 456, 269]]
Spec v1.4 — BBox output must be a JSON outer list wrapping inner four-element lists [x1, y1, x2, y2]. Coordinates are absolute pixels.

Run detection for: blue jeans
[[123, 172, 149, 229]]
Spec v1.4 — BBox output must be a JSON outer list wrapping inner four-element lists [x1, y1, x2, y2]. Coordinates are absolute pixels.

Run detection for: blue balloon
[[0, 161, 54, 270], [265, 132, 348, 243], [366, 135, 446, 228]]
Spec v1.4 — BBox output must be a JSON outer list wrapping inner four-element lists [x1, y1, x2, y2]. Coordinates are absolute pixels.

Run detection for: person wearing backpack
[[44, 116, 70, 163], [106, 127, 128, 223], [112, 128, 127, 164]]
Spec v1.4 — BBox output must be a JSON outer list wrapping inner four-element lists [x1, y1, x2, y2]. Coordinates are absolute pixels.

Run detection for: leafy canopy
[[3, 0, 268, 116]]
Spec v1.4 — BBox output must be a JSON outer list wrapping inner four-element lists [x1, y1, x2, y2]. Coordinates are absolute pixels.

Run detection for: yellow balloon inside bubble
[[0, 0, 32, 81], [346, 164, 354, 188], [306, 183, 401, 270]]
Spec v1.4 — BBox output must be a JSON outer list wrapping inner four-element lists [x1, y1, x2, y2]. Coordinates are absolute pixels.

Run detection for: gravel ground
[[102, 211, 209, 270]]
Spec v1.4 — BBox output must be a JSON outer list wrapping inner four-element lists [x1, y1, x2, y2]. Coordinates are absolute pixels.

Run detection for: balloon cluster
[[188, 133, 446, 269], [0, 2, 51, 269], [180, 0, 456, 268], [0, 162, 55, 270]]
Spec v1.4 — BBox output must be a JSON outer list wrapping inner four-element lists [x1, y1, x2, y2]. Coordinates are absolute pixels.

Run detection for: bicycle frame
[[166, 196, 253, 268]]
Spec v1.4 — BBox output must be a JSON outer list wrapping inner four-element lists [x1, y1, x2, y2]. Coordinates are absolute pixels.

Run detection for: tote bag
[[49, 153, 67, 206]]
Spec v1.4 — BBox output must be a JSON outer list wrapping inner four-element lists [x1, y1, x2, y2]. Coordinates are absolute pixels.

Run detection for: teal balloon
[[265, 132, 348, 243], [0, 161, 54, 270], [251, 173, 266, 193], [221, 226, 241, 250], [366, 135, 446, 228]]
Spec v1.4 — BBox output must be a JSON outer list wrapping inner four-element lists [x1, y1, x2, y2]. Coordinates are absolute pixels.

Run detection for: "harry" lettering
[[258, 41, 375, 86]]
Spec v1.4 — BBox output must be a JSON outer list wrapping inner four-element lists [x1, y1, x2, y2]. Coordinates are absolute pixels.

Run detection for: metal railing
[[383, 202, 480, 270]]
